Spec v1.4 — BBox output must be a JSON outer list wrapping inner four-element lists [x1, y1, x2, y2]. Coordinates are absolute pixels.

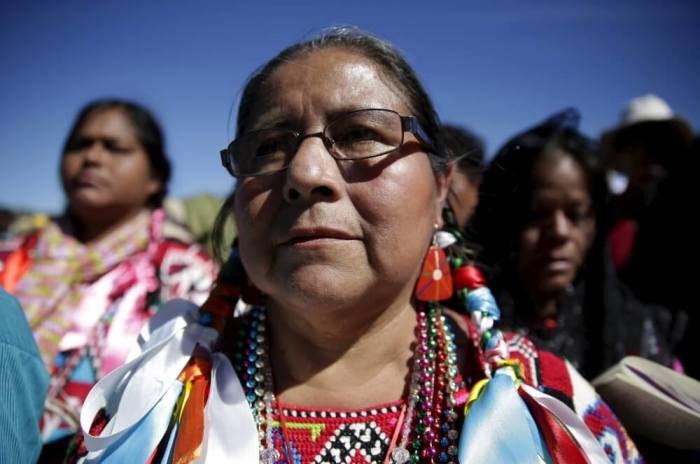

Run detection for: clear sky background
[[1, 0, 698, 214]]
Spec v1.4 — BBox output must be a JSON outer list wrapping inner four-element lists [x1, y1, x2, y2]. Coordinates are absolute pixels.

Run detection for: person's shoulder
[[0, 290, 48, 464], [0, 289, 26, 331], [445, 307, 580, 405], [507, 335, 642, 462], [2, 213, 50, 239], [0, 219, 47, 288], [0, 289, 43, 361], [501, 331, 579, 406], [0, 214, 49, 254]]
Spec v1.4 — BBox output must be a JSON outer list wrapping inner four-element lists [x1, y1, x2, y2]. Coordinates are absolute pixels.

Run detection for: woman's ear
[[146, 178, 163, 198], [434, 162, 455, 228]]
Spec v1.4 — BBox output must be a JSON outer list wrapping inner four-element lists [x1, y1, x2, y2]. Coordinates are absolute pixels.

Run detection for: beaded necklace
[[231, 304, 466, 464]]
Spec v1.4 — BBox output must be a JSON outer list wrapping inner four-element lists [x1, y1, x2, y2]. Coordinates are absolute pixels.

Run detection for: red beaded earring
[[415, 226, 453, 302]]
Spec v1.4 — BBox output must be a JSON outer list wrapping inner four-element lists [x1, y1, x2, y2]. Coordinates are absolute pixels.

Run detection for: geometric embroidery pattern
[[313, 421, 388, 463], [505, 333, 540, 387], [271, 403, 403, 464]]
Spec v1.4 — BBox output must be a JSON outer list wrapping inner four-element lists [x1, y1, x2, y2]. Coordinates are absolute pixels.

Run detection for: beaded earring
[[415, 225, 454, 302]]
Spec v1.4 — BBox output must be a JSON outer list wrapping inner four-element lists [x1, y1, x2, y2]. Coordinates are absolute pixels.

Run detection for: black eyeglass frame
[[219, 108, 435, 178]]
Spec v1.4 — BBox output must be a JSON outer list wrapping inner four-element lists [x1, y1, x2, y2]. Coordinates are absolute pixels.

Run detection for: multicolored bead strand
[[232, 308, 277, 460], [410, 303, 462, 464], [231, 304, 464, 464]]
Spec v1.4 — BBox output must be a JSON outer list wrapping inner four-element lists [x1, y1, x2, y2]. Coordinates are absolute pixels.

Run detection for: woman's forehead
[[78, 108, 135, 138], [531, 154, 591, 197], [245, 48, 410, 130]]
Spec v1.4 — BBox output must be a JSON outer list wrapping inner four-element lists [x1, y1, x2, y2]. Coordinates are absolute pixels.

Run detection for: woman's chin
[[267, 269, 373, 313], [67, 191, 114, 215], [535, 279, 574, 299]]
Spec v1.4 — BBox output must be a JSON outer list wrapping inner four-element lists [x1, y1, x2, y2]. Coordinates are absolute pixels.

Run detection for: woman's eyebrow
[[324, 106, 373, 121]]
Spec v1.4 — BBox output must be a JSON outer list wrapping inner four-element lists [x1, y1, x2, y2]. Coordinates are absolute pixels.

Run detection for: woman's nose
[[82, 141, 106, 164], [549, 210, 571, 240], [283, 135, 342, 203]]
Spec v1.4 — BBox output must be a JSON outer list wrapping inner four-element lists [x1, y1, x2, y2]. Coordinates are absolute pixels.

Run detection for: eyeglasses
[[220, 108, 434, 177]]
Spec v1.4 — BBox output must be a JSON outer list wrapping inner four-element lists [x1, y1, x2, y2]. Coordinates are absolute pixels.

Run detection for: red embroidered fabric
[[270, 402, 405, 464]]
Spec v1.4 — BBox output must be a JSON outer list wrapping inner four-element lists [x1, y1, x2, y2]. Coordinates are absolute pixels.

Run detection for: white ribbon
[[521, 384, 611, 464], [201, 353, 259, 463], [79, 299, 259, 463]]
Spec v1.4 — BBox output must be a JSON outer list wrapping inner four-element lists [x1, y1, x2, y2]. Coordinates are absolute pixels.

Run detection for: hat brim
[[601, 117, 694, 163]]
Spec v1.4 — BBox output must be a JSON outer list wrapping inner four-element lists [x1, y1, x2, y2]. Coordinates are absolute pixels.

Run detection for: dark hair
[[213, 27, 450, 260], [468, 109, 621, 376], [441, 123, 485, 183], [470, 110, 678, 377], [468, 108, 606, 291], [236, 26, 448, 173], [62, 98, 172, 208]]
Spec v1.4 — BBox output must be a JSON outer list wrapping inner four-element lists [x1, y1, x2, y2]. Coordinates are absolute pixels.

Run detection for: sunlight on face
[[233, 47, 447, 316]]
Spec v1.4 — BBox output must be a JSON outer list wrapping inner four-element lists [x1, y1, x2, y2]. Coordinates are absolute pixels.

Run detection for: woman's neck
[[69, 207, 150, 244], [267, 297, 417, 409], [533, 296, 559, 319]]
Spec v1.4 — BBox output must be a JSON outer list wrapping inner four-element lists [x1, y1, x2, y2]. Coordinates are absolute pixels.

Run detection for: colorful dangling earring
[[415, 225, 453, 302]]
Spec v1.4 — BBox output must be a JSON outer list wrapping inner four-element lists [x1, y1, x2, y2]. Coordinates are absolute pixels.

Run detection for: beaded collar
[[230, 304, 467, 464]]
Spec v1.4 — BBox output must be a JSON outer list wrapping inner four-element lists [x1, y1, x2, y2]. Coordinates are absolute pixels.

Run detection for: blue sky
[[1, 0, 698, 213]]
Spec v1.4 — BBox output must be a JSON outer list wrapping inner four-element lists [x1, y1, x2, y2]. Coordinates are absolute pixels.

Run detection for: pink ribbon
[[521, 384, 610, 463], [100, 254, 159, 376]]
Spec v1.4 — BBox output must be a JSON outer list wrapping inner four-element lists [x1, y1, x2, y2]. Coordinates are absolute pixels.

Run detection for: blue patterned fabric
[[0, 289, 49, 463]]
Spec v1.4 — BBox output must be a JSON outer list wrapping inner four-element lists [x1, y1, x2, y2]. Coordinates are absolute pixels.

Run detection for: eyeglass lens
[[231, 109, 404, 176]]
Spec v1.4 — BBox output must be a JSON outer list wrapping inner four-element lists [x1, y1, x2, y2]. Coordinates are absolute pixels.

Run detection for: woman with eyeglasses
[[0, 99, 216, 459], [467, 109, 677, 380], [75, 30, 640, 463]]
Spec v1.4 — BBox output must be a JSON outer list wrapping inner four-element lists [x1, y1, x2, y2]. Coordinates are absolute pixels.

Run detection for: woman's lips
[[72, 171, 104, 189], [280, 227, 359, 248], [542, 257, 575, 273]]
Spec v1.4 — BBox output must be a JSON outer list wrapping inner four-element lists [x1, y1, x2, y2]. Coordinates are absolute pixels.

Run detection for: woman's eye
[[337, 126, 381, 144], [255, 137, 288, 157], [103, 140, 131, 154], [567, 208, 593, 224], [66, 138, 94, 152]]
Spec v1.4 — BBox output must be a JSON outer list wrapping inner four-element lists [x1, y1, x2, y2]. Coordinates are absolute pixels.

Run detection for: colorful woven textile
[[15, 211, 152, 365], [0, 209, 217, 443]]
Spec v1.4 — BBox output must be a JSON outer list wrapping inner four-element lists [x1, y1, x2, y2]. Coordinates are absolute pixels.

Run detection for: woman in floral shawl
[[0, 99, 216, 459]]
